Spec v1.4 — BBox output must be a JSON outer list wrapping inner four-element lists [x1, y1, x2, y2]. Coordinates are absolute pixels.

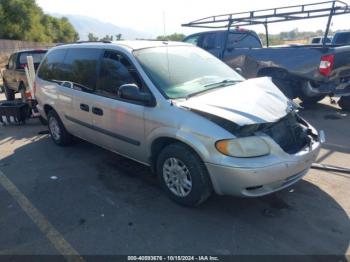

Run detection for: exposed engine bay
[[193, 110, 319, 154]]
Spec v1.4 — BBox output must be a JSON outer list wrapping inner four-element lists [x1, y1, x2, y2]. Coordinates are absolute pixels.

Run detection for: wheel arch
[[150, 136, 209, 174], [43, 104, 56, 117]]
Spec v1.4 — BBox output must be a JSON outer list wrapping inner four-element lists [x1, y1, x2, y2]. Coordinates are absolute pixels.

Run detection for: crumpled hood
[[176, 77, 291, 126]]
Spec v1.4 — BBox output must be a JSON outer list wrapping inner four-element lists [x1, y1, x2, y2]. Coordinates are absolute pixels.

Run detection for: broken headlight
[[215, 137, 270, 158]]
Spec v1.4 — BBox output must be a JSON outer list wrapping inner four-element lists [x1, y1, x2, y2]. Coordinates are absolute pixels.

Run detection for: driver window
[[201, 33, 216, 50], [96, 50, 142, 99], [8, 54, 15, 69]]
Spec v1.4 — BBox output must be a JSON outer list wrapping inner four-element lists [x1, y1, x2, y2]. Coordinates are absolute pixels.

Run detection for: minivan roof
[[55, 41, 191, 51]]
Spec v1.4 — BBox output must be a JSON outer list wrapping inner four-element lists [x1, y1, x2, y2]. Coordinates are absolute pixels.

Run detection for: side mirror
[[118, 84, 154, 106]]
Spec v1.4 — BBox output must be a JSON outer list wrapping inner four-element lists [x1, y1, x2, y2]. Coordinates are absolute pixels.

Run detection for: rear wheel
[[298, 81, 326, 105], [3, 81, 15, 101], [338, 96, 350, 111], [19, 86, 27, 103], [156, 143, 212, 207], [47, 110, 72, 146], [271, 78, 295, 99]]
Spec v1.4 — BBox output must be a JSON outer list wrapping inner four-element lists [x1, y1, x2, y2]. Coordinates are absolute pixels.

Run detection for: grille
[[262, 113, 310, 154]]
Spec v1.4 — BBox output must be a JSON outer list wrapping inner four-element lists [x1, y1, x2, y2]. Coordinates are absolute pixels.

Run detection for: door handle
[[80, 103, 89, 112], [92, 107, 103, 116]]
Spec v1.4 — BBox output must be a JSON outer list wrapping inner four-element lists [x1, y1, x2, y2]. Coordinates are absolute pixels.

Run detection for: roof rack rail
[[182, 1, 350, 47], [55, 40, 113, 47], [75, 40, 112, 44]]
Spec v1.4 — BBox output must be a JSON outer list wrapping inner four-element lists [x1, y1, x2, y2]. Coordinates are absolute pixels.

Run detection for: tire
[[3, 81, 15, 101], [19, 86, 27, 103], [271, 78, 294, 99], [298, 81, 326, 105], [338, 96, 350, 111], [47, 110, 72, 146], [156, 143, 212, 207]]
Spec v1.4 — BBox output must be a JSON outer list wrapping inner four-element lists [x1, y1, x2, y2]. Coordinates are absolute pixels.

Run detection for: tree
[[88, 33, 99, 41], [100, 34, 114, 41], [0, 0, 78, 43], [115, 34, 122, 40], [156, 33, 186, 41]]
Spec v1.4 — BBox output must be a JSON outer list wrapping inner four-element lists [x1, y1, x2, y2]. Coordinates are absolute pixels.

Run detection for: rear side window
[[311, 38, 321, 44], [19, 52, 46, 65], [201, 33, 219, 50], [184, 35, 200, 46], [227, 32, 261, 48], [60, 48, 102, 92], [334, 33, 350, 45], [38, 49, 67, 81]]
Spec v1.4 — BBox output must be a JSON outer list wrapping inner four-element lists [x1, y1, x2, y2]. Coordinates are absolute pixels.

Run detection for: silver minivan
[[35, 41, 322, 206]]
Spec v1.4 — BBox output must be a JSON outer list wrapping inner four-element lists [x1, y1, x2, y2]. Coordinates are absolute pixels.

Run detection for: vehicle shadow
[[0, 131, 349, 256]]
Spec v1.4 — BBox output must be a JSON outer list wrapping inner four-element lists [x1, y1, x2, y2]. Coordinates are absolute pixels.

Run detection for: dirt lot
[[0, 92, 349, 258]]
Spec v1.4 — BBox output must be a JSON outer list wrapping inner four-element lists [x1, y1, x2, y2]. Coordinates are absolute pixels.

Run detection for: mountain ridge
[[52, 14, 153, 40]]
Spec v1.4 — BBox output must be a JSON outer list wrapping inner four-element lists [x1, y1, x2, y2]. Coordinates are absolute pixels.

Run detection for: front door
[[90, 50, 147, 163]]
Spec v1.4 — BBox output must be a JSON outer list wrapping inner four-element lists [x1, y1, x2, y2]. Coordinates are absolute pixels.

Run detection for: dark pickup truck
[[183, 1, 350, 110], [2, 49, 47, 101], [184, 29, 350, 109]]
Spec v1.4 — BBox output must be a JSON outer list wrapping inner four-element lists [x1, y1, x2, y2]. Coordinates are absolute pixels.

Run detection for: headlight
[[215, 137, 270, 158]]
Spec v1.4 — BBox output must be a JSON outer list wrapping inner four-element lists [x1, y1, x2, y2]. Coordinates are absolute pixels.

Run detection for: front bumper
[[205, 139, 321, 197]]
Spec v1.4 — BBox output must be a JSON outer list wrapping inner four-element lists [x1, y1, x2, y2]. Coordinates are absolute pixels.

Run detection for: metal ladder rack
[[182, 1, 350, 47]]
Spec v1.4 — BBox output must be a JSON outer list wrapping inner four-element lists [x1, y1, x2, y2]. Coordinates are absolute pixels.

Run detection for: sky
[[36, 0, 350, 37]]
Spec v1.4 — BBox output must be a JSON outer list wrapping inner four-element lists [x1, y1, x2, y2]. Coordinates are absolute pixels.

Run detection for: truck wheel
[[3, 81, 15, 101], [19, 88, 27, 103], [338, 96, 350, 111], [47, 110, 72, 146], [271, 78, 294, 99], [156, 143, 212, 207], [298, 81, 326, 105]]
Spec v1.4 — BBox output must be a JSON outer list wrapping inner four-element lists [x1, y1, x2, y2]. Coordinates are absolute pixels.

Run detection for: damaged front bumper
[[205, 114, 323, 197], [206, 137, 321, 197]]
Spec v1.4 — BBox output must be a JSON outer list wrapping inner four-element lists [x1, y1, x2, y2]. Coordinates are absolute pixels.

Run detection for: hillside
[[53, 14, 153, 40]]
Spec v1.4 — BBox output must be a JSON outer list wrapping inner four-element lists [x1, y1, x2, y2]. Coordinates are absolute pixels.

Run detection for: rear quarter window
[[334, 33, 350, 45], [19, 52, 47, 65], [38, 49, 67, 81]]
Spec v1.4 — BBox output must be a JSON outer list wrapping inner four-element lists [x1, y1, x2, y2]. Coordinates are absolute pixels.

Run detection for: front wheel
[[338, 96, 350, 111], [156, 143, 212, 207], [47, 110, 72, 146]]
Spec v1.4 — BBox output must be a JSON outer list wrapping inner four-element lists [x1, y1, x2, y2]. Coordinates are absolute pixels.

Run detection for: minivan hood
[[177, 77, 291, 126]]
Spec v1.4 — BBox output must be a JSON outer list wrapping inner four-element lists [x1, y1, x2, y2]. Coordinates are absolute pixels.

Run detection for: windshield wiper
[[204, 79, 241, 88], [186, 79, 241, 100]]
